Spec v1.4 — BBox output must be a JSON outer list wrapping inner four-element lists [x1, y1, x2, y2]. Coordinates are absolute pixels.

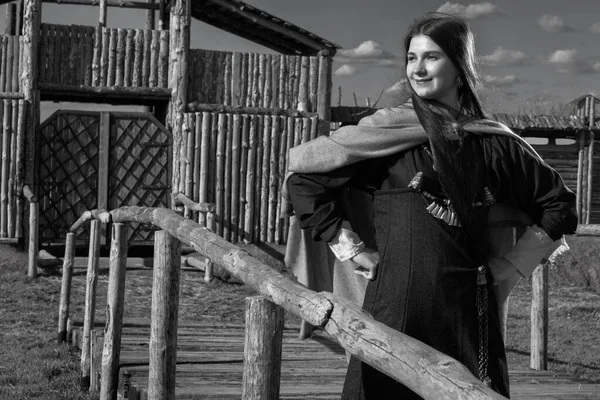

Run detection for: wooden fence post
[[148, 230, 181, 400], [530, 263, 548, 370], [81, 220, 102, 391], [586, 131, 594, 224], [241, 295, 284, 400], [316, 49, 332, 137], [100, 222, 129, 400], [27, 198, 38, 278], [90, 329, 103, 392], [58, 232, 76, 343]]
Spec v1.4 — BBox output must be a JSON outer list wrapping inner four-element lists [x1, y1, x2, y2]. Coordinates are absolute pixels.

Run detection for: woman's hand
[[351, 248, 380, 280]]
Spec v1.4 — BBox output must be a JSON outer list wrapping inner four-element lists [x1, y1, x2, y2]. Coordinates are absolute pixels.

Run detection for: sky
[[1, 0, 599, 114]]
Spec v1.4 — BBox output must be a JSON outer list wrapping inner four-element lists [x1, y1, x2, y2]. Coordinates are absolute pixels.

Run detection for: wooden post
[[99, 223, 129, 400], [168, 0, 190, 209], [99, 0, 107, 27], [530, 263, 548, 370], [158, 0, 168, 30], [90, 329, 103, 392], [146, 0, 156, 30], [316, 50, 332, 137], [21, 0, 41, 260], [576, 130, 585, 222], [6, 4, 17, 35], [241, 296, 284, 400], [27, 200, 38, 277], [80, 220, 102, 391], [58, 232, 76, 343], [148, 230, 181, 400], [587, 131, 594, 224]]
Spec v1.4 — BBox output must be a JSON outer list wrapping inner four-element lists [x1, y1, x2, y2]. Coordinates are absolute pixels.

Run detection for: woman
[[286, 12, 577, 399]]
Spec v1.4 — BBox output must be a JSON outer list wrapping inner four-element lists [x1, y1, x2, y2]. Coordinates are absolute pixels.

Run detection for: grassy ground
[[0, 236, 599, 399]]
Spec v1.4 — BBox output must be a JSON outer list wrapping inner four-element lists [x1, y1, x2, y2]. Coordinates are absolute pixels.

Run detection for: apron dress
[[341, 148, 510, 399]]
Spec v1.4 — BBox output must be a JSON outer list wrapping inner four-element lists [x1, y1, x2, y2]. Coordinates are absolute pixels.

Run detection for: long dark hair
[[404, 12, 489, 262]]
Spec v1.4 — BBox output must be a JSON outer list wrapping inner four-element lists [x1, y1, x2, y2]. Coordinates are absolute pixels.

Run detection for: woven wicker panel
[[109, 115, 170, 243], [38, 112, 100, 242]]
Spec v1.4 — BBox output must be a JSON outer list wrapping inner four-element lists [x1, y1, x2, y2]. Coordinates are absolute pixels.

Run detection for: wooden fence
[[0, 34, 23, 93], [188, 50, 323, 112], [58, 205, 507, 400], [174, 111, 319, 245], [38, 24, 170, 88], [0, 99, 26, 241]]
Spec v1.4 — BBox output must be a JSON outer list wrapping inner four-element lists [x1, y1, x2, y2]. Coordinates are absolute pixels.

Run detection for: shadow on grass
[[506, 348, 600, 371]]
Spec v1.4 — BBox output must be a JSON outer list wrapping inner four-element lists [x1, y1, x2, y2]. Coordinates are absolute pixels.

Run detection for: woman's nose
[[414, 61, 427, 76]]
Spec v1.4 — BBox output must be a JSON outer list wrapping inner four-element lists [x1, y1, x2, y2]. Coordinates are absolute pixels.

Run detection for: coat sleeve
[[286, 162, 368, 243], [487, 135, 578, 241]]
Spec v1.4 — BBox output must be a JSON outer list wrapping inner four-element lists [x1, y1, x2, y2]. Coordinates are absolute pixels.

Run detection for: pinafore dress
[[341, 148, 510, 399]]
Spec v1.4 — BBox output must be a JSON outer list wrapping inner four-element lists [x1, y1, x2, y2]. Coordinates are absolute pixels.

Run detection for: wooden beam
[[99, 223, 129, 400], [43, 0, 160, 9], [202, 0, 328, 54], [99, 0, 107, 27], [5, 3, 17, 35], [575, 224, 600, 236], [148, 230, 181, 400], [242, 296, 284, 400], [186, 102, 318, 118], [39, 82, 171, 102], [530, 264, 548, 370]]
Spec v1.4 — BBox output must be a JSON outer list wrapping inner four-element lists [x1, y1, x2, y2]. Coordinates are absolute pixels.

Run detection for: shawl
[[283, 104, 561, 338]]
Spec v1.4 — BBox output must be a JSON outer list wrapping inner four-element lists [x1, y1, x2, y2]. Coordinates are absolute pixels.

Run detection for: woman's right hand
[[351, 248, 380, 280]]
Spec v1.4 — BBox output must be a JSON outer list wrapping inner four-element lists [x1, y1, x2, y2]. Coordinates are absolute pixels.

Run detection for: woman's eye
[[427, 55, 439, 60]]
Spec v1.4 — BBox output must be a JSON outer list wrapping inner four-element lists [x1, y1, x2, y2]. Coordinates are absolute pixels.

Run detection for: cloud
[[538, 15, 574, 33], [591, 22, 600, 34], [483, 74, 519, 86], [335, 41, 400, 68], [480, 47, 529, 67], [436, 2, 503, 19], [548, 49, 578, 64], [546, 49, 600, 74], [333, 64, 358, 77]]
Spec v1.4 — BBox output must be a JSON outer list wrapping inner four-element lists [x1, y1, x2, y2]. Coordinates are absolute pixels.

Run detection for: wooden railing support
[[23, 185, 38, 278], [100, 223, 129, 400], [58, 232, 76, 343], [90, 329, 103, 392], [242, 296, 284, 400], [81, 220, 102, 391], [530, 263, 548, 370], [148, 230, 181, 400]]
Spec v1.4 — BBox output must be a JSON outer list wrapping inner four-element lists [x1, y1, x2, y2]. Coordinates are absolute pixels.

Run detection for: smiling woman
[[285, 11, 577, 400]]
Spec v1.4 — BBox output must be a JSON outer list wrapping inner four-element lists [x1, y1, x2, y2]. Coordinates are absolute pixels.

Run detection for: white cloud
[[336, 41, 400, 68], [548, 49, 578, 64], [483, 74, 518, 86], [591, 22, 600, 34], [538, 15, 573, 33], [436, 2, 502, 19], [546, 49, 600, 74], [333, 64, 358, 77], [480, 47, 528, 66]]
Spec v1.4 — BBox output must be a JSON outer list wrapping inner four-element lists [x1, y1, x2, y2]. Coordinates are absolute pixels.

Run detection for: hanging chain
[[476, 265, 492, 387]]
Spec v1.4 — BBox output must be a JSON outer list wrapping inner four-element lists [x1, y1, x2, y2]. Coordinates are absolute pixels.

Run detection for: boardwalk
[[70, 319, 600, 400]]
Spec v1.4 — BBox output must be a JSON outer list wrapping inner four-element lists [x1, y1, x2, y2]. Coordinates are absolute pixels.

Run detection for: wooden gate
[[37, 110, 171, 244]]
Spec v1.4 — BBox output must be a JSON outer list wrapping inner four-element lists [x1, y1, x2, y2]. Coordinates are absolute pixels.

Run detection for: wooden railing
[[58, 205, 507, 400]]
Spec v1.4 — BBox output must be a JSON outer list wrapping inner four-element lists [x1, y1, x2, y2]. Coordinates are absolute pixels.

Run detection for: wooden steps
[[69, 319, 600, 400]]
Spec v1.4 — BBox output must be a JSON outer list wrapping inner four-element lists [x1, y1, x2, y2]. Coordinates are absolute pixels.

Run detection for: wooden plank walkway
[[70, 319, 600, 400]]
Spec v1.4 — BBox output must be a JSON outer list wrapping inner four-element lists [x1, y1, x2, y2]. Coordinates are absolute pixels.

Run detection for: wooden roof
[[190, 0, 341, 56]]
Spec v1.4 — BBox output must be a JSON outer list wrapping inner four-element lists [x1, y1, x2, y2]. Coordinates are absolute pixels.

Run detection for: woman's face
[[406, 34, 460, 108]]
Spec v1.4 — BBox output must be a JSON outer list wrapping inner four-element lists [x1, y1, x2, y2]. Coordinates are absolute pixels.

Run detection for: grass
[[0, 236, 599, 399]]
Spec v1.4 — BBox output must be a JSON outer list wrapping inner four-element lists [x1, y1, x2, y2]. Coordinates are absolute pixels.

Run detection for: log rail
[[59, 205, 507, 400]]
